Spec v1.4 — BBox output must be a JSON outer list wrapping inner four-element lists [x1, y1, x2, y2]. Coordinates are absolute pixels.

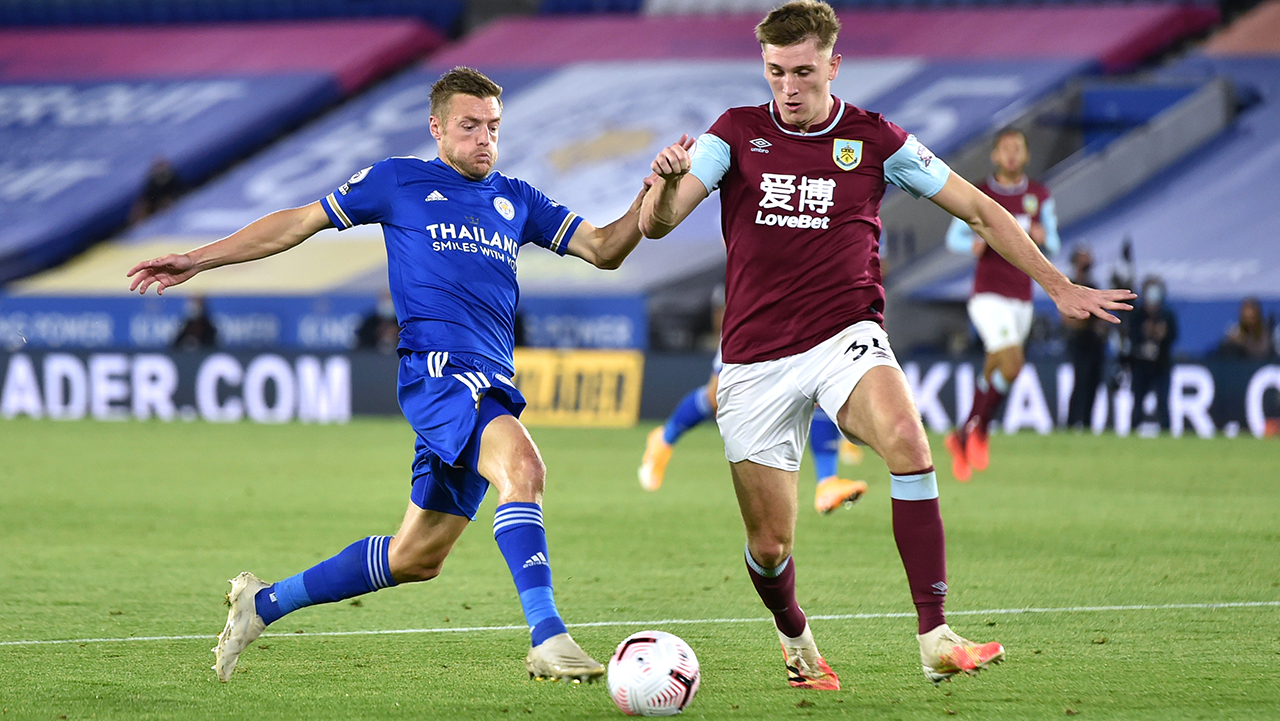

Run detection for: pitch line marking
[[2, 600, 1276, 648]]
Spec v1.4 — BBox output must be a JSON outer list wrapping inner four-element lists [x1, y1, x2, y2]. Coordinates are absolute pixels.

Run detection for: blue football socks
[[663, 385, 713, 445], [254, 535, 397, 626], [810, 409, 841, 481], [493, 502, 567, 646]]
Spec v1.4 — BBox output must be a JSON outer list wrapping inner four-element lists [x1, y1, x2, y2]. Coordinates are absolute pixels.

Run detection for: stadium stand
[[0, 21, 445, 286], [0, 0, 464, 37], [0, 6, 1224, 353], [541, 0, 1218, 13]]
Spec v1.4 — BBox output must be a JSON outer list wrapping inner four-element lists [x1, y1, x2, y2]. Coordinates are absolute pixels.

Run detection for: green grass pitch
[[1, 418, 1277, 720]]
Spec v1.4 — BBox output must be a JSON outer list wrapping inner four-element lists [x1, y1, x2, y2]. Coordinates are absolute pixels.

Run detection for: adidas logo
[[522, 552, 548, 569], [425, 190, 448, 202], [749, 138, 772, 153]]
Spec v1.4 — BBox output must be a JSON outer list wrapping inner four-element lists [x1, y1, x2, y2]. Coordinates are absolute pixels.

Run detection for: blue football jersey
[[320, 157, 583, 372]]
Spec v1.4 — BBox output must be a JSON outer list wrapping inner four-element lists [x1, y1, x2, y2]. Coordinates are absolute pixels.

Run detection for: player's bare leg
[[479, 416, 604, 683], [836, 365, 1004, 684], [213, 507, 466, 683], [387, 506, 471, 583], [732, 461, 840, 690]]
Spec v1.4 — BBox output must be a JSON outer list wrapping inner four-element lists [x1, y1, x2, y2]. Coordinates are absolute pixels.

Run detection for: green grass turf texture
[[0, 418, 1277, 720]]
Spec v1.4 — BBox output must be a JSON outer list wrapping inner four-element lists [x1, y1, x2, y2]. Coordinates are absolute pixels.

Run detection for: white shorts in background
[[715, 321, 901, 472], [968, 292, 1033, 353]]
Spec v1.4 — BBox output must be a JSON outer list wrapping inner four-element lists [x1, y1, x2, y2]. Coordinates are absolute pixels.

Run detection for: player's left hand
[[1052, 284, 1135, 324], [127, 253, 198, 295]]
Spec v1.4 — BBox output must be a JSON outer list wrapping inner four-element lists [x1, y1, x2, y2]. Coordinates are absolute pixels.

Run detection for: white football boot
[[212, 571, 270, 682], [918, 623, 1005, 685], [525, 632, 605, 683], [778, 623, 840, 690]]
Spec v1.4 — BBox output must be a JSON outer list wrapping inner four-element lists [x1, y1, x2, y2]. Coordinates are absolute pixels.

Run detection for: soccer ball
[[607, 631, 700, 717]]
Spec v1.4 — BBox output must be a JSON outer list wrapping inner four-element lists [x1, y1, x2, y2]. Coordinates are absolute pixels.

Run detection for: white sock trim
[[890, 470, 939, 501], [745, 545, 790, 577], [991, 369, 1010, 394]]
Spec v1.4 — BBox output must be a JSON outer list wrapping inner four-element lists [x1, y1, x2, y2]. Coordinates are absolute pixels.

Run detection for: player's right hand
[[651, 134, 696, 181], [127, 253, 198, 295]]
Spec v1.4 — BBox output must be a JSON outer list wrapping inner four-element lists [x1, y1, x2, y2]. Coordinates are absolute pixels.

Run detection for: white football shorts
[[968, 292, 1033, 353], [715, 321, 901, 472]]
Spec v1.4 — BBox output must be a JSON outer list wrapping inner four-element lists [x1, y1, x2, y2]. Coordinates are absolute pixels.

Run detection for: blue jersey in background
[[321, 157, 583, 373]]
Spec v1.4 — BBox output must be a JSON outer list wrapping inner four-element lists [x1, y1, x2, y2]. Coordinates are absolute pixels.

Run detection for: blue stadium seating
[[539, 0, 1213, 12], [0, 0, 465, 36]]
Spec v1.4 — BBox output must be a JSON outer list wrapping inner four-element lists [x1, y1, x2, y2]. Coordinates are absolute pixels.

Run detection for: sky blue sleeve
[[517, 180, 581, 256], [688, 133, 730, 194], [1040, 197, 1061, 256], [883, 134, 951, 199], [945, 216, 974, 254], [320, 160, 395, 229]]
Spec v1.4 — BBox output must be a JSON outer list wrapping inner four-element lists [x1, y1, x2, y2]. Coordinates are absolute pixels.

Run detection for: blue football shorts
[[397, 351, 527, 521]]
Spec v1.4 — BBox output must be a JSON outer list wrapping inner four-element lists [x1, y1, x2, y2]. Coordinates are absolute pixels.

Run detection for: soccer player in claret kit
[[640, 0, 1133, 690], [128, 67, 668, 684], [943, 128, 1060, 481]]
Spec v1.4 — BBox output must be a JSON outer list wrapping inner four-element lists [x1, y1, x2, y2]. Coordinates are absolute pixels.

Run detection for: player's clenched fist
[[651, 134, 696, 180]]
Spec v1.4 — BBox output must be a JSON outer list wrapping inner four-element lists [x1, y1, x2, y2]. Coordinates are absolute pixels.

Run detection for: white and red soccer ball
[[607, 631, 701, 716]]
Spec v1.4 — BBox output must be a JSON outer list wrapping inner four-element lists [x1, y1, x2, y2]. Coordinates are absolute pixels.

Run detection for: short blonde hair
[[755, 1, 841, 54], [430, 66, 503, 118]]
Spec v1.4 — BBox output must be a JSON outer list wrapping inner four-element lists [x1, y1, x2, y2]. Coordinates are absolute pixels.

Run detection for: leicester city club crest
[[833, 139, 863, 171]]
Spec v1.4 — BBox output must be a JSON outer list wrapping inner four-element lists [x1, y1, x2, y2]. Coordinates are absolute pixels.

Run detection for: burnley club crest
[[833, 139, 863, 171]]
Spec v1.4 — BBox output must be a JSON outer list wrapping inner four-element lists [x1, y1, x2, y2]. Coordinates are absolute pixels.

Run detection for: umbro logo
[[931, 581, 948, 596], [425, 190, 448, 202], [523, 552, 548, 569], [749, 138, 772, 154]]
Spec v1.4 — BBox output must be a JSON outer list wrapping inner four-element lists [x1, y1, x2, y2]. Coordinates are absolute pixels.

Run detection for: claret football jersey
[[971, 176, 1055, 302], [320, 157, 582, 373], [689, 97, 951, 364]]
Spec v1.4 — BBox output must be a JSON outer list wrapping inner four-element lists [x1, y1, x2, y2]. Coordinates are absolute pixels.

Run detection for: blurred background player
[[640, 284, 865, 513], [943, 128, 1059, 480]]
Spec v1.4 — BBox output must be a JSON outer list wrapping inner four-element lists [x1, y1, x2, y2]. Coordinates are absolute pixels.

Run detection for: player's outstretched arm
[[639, 135, 706, 239], [564, 175, 658, 270], [127, 202, 333, 295], [930, 173, 1135, 323]]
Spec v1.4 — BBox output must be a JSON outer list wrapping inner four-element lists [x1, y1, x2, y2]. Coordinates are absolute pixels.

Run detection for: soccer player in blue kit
[[128, 67, 670, 684]]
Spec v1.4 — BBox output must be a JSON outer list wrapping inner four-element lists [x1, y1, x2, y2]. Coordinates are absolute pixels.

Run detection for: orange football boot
[[965, 426, 989, 472], [943, 431, 971, 482], [638, 427, 673, 491], [814, 477, 868, 514]]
